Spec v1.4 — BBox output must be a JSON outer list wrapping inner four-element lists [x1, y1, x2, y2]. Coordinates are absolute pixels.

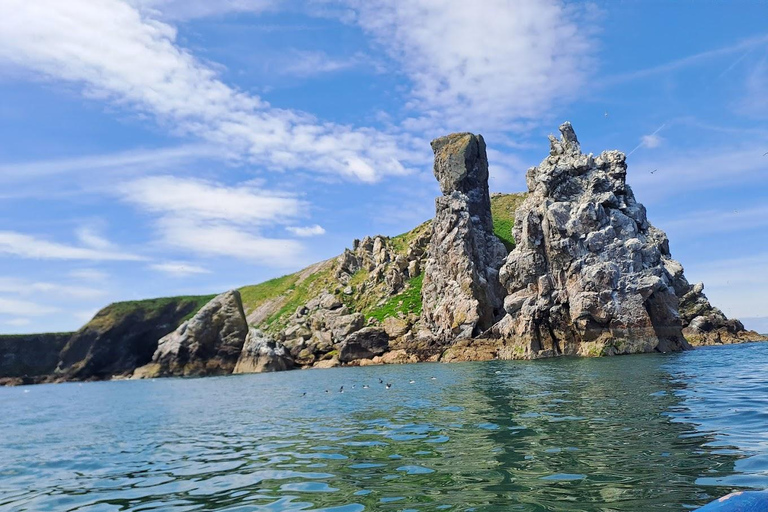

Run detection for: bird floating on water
[[363, 385, 369, 389], [339, 386, 344, 393], [409, 380, 415, 384], [302, 392, 306, 397], [430, 377, 436, 380], [386, 383, 392, 389], [378, 378, 383, 384]]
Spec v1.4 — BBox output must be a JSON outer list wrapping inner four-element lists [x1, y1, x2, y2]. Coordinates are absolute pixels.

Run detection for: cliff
[[1, 124, 763, 385], [0, 333, 71, 385]]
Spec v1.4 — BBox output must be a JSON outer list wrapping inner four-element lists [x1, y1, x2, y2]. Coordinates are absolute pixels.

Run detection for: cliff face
[[54, 296, 214, 382], [421, 133, 508, 340], [0, 333, 71, 385]]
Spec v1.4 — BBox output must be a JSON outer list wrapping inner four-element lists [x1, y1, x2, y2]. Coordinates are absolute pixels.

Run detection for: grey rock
[[330, 313, 365, 342], [233, 329, 293, 374], [495, 123, 690, 357], [421, 132, 508, 340], [338, 327, 389, 362], [140, 290, 249, 377]]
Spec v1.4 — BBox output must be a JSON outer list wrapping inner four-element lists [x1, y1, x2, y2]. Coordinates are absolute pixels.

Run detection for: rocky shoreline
[[1, 123, 763, 386]]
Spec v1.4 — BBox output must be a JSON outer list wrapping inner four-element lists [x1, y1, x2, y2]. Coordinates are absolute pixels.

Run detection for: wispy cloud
[[0, 145, 220, 183], [604, 33, 768, 85], [0, 231, 143, 261], [120, 175, 306, 265], [337, 0, 597, 131], [149, 261, 211, 276], [277, 50, 372, 77], [286, 225, 326, 237], [0, 0, 414, 182], [69, 269, 110, 282], [0, 277, 107, 300], [660, 204, 768, 238], [0, 297, 59, 317]]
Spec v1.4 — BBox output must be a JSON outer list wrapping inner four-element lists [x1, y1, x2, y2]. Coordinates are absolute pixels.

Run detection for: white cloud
[[0, 231, 143, 261], [0, 298, 59, 317], [287, 225, 326, 237], [120, 175, 306, 265], [150, 262, 211, 276], [157, 217, 304, 265], [130, 0, 279, 20], [640, 133, 663, 149], [0, 278, 107, 300], [0, 0, 412, 182], [76, 227, 115, 251], [120, 176, 302, 225], [338, 0, 596, 131]]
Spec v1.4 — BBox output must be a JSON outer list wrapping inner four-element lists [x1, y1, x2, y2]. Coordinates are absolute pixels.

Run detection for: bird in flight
[[763, 151, 768, 156], [650, 169, 658, 174], [604, 111, 609, 118]]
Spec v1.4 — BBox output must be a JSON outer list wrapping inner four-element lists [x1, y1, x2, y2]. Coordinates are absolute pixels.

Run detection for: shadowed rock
[[421, 133, 508, 340], [135, 290, 248, 377]]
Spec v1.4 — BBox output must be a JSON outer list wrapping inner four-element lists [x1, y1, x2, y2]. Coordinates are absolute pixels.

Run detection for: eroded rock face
[[495, 122, 690, 357], [338, 327, 389, 362], [233, 328, 293, 373], [421, 133, 508, 340], [137, 290, 248, 377]]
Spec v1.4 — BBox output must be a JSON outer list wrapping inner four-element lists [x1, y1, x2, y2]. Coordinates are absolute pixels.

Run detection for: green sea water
[[2, 342, 768, 511]]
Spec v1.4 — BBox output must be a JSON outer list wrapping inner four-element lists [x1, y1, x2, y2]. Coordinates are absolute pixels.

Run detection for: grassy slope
[[3, 193, 525, 337]]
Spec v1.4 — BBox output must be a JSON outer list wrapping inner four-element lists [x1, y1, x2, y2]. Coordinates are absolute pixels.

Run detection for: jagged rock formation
[[495, 122, 692, 357], [421, 133, 508, 340], [55, 297, 210, 382], [667, 264, 763, 345], [234, 328, 293, 373], [135, 290, 248, 377]]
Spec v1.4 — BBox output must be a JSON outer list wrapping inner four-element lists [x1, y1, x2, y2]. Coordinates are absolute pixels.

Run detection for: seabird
[[302, 392, 306, 397], [325, 389, 329, 393], [339, 386, 344, 393], [363, 385, 369, 389], [495, 370, 501, 374], [409, 380, 415, 384], [386, 383, 392, 389], [650, 169, 658, 174], [764, 151, 768, 156], [604, 111, 609, 118], [379, 378, 383, 384], [430, 377, 436, 380]]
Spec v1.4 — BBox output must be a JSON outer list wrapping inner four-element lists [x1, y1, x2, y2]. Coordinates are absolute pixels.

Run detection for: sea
[[2, 342, 768, 511]]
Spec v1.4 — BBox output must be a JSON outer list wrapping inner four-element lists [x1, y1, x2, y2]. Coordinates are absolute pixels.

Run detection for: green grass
[[390, 220, 431, 255], [260, 264, 337, 333], [367, 273, 424, 322], [239, 273, 300, 312], [490, 192, 527, 252], [87, 295, 217, 328]]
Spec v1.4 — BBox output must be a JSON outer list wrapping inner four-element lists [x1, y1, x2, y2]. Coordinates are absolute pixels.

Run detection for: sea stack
[[495, 122, 690, 357], [421, 133, 508, 340]]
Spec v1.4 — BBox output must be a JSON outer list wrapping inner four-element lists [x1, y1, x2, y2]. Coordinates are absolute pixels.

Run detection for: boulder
[[421, 132, 508, 340], [330, 313, 364, 342], [495, 123, 690, 358], [137, 290, 249, 377], [338, 327, 389, 362], [382, 317, 410, 339], [233, 328, 293, 374]]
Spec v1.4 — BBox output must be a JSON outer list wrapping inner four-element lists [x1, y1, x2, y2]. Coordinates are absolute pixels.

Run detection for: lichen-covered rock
[[233, 328, 293, 373], [137, 290, 248, 377], [421, 133, 508, 340], [338, 327, 389, 362], [495, 122, 690, 357]]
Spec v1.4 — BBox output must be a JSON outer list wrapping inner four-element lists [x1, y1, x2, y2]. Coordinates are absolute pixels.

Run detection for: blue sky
[[1, 0, 767, 334]]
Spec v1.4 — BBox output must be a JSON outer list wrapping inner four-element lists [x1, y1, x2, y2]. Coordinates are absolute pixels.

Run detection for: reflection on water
[[2, 343, 767, 511]]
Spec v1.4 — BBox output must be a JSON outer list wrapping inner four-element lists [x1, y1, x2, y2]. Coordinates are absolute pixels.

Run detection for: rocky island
[[1, 123, 763, 386]]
